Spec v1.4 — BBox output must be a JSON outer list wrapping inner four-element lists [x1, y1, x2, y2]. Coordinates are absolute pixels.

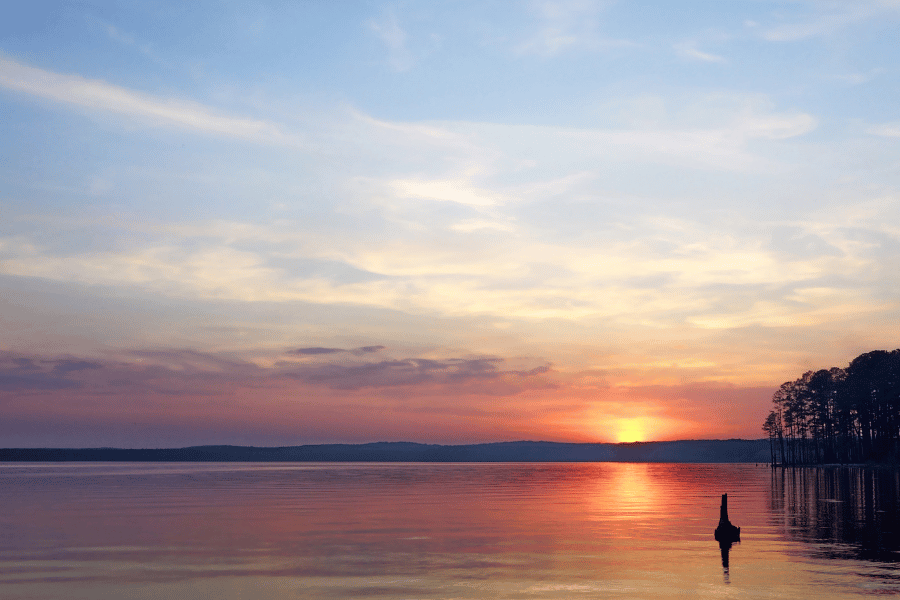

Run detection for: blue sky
[[2, 1, 900, 446]]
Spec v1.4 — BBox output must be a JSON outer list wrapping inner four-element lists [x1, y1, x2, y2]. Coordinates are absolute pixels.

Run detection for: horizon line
[[1, 438, 769, 451]]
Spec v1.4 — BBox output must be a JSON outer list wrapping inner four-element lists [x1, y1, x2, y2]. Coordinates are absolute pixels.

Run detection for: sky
[[2, 1, 900, 448]]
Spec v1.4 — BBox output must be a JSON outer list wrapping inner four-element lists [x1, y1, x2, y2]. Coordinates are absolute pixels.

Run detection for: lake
[[1, 462, 898, 599]]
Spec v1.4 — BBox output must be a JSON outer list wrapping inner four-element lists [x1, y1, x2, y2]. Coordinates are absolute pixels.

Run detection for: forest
[[762, 349, 900, 465]]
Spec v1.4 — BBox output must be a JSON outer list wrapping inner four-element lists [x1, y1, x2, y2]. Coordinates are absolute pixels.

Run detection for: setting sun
[[615, 418, 650, 443]]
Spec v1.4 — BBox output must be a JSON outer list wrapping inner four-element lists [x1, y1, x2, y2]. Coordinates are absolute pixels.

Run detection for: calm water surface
[[1, 462, 898, 599]]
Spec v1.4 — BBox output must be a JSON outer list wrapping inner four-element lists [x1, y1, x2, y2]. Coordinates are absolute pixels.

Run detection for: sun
[[615, 418, 649, 443]]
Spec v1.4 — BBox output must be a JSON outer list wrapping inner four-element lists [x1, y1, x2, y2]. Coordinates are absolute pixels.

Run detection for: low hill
[[0, 439, 771, 463]]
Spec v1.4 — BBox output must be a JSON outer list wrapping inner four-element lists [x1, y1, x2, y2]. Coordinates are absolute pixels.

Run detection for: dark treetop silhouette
[[762, 349, 900, 465]]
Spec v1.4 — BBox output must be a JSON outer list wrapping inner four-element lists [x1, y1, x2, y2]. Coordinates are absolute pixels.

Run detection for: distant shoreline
[[0, 439, 774, 463]]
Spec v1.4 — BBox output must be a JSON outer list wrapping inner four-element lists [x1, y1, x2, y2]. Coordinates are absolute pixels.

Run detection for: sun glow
[[615, 418, 649, 443]]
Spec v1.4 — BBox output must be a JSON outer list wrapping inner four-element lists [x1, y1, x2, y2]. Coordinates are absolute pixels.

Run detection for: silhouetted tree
[[762, 410, 781, 466], [763, 349, 900, 465]]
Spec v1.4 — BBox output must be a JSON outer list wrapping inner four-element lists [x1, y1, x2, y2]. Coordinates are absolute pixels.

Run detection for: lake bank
[[0, 439, 771, 462]]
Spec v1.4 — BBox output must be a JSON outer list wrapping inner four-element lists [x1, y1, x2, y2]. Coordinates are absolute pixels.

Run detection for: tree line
[[762, 349, 900, 465]]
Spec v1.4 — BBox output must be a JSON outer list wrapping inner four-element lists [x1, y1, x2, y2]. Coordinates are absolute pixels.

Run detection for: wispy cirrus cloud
[[0, 346, 554, 398], [673, 42, 727, 64], [281, 355, 555, 392], [514, 0, 633, 56], [91, 17, 163, 66], [867, 122, 900, 137], [0, 354, 103, 391], [0, 55, 298, 145], [4, 193, 886, 333], [290, 347, 345, 355], [368, 11, 414, 71], [756, 2, 900, 42], [290, 345, 386, 356], [389, 177, 506, 208]]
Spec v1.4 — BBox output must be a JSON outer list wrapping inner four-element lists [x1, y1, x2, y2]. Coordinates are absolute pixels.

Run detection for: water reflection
[[2, 462, 898, 598], [770, 467, 900, 562], [719, 541, 733, 583], [0, 463, 763, 595]]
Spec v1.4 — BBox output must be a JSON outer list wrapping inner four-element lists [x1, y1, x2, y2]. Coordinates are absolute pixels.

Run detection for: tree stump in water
[[714, 493, 740, 544]]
